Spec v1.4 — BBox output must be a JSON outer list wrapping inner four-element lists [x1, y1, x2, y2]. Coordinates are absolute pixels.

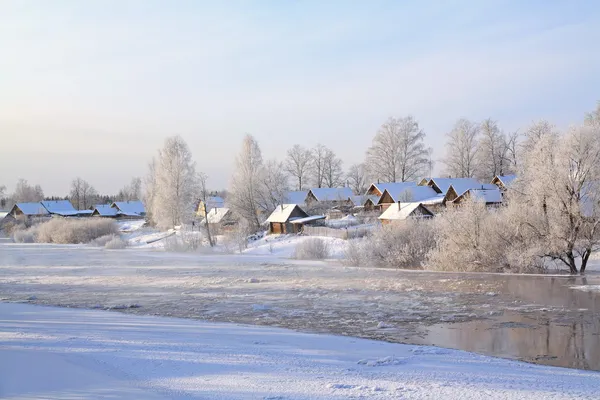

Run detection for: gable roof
[[40, 200, 78, 216], [368, 182, 417, 196], [449, 182, 498, 197], [203, 207, 231, 224], [492, 175, 517, 188], [92, 204, 119, 217], [378, 202, 434, 221], [112, 201, 145, 216], [285, 191, 308, 205], [364, 195, 381, 205], [429, 178, 481, 195], [14, 202, 49, 216], [307, 187, 354, 202], [463, 188, 503, 204], [266, 204, 308, 223], [205, 196, 225, 209], [379, 185, 439, 203]]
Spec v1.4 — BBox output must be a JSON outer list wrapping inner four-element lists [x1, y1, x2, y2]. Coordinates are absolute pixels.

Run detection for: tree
[[323, 148, 344, 188], [143, 158, 158, 225], [147, 136, 199, 230], [310, 144, 328, 188], [346, 163, 368, 195], [117, 177, 142, 201], [504, 130, 520, 174], [366, 116, 429, 183], [585, 100, 600, 128], [443, 118, 480, 178], [0, 185, 6, 209], [12, 179, 44, 203], [285, 145, 312, 190], [257, 160, 289, 213], [198, 172, 214, 247], [229, 134, 264, 231], [69, 178, 98, 210], [477, 118, 508, 180]]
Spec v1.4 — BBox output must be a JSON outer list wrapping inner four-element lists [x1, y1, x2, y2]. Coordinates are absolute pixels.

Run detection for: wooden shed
[[266, 204, 309, 234]]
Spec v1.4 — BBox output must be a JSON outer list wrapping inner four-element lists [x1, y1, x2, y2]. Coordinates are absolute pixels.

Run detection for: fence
[[302, 224, 373, 239]]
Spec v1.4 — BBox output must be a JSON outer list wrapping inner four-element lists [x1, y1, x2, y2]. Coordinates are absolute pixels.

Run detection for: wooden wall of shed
[[378, 191, 395, 204], [444, 186, 459, 202]]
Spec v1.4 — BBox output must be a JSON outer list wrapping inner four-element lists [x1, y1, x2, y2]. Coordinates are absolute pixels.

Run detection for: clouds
[[1, 1, 599, 194]]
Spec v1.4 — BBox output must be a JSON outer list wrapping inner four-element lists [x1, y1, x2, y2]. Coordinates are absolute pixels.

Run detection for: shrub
[[293, 238, 330, 260], [90, 234, 118, 247], [12, 227, 36, 243], [13, 218, 118, 244], [104, 236, 127, 249]]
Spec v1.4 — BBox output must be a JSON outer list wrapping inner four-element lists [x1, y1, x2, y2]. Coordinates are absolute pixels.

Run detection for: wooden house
[[110, 201, 145, 219], [305, 188, 354, 209], [443, 183, 499, 203], [491, 175, 517, 194], [426, 178, 481, 195], [201, 207, 237, 233], [450, 187, 503, 207], [7, 202, 50, 219], [377, 185, 442, 212], [285, 191, 308, 205], [378, 202, 434, 225], [196, 196, 225, 217], [266, 204, 310, 234]]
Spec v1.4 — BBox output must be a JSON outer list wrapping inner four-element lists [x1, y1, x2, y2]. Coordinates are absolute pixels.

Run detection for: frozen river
[[1, 242, 599, 371]]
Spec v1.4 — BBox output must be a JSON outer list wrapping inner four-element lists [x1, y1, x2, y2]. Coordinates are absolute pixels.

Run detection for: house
[[443, 183, 499, 203], [8, 202, 50, 218], [111, 201, 145, 219], [285, 191, 308, 205], [451, 187, 503, 206], [377, 185, 441, 211], [491, 175, 517, 192], [201, 207, 237, 233], [91, 204, 120, 217], [365, 182, 416, 197], [266, 204, 310, 234], [305, 187, 354, 208], [378, 202, 434, 225], [197, 196, 225, 216], [40, 200, 91, 217], [362, 195, 381, 212], [425, 178, 481, 196]]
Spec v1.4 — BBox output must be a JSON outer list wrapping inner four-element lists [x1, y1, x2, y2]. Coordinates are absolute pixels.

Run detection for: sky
[[1, 0, 599, 196]]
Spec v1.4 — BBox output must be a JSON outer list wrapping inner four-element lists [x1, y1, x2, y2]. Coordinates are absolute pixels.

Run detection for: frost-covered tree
[[143, 158, 158, 224], [366, 116, 429, 183], [117, 177, 142, 201], [323, 148, 344, 188], [310, 144, 328, 188], [346, 163, 368, 195], [285, 145, 312, 190], [257, 159, 289, 213], [70, 178, 98, 210], [443, 118, 480, 178], [585, 100, 600, 127], [198, 172, 214, 247], [12, 179, 44, 203], [229, 134, 264, 231], [477, 118, 509, 180], [147, 136, 199, 230]]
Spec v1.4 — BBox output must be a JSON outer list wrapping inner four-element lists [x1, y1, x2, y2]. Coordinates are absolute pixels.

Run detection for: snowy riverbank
[[2, 302, 599, 400]]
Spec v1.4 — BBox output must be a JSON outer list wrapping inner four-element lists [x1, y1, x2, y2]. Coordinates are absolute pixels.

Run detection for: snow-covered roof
[[378, 202, 433, 221], [290, 215, 326, 224], [429, 178, 481, 195], [40, 200, 77, 215], [493, 175, 517, 187], [467, 188, 503, 204], [266, 204, 307, 223], [381, 185, 439, 203], [370, 182, 417, 195], [206, 196, 225, 209], [15, 202, 49, 216], [450, 182, 498, 197], [203, 207, 231, 224], [420, 194, 446, 205], [93, 204, 119, 217], [0, 211, 8, 219], [308, 187, 354, 202], [285, 191, 308, 205], [112, 201, 145, 217]]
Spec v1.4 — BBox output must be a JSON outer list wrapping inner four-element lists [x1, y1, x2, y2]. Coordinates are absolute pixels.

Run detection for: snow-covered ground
[[1, 302, 599, 400]]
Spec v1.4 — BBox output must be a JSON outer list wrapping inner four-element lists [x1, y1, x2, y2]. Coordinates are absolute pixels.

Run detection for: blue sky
[[1, 0, 599, 195]]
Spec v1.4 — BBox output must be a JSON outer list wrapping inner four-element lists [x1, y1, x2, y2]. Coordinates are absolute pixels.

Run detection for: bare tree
[[70, 178, 98, 210], [147, 136, 199, 230], [117, 177, 142, 201], [310, 144, 328, 188], [366, 116, 429, 183], [12, 179, 44, 203], [323, 148, 344, 188], [443, 118, 480, 178], [257, 159, 289, 212], [143, 158, 158, 224], [346, 163, 368, 195], [285, 145, 312, 190], [477, 118, 508, 180], [585, 100, 600, 127], [229, 134, 263, 231], [504, 130, 520, 174], [198, 172, 214, 247]]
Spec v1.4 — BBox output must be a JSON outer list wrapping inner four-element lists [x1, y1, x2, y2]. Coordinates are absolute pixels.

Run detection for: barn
[[266, 204, 309, 234]]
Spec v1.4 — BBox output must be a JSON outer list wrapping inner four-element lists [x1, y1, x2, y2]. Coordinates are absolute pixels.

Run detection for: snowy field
[[2, 302, 599, 400]]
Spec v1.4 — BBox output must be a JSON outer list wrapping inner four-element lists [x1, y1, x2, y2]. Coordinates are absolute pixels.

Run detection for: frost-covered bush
[[163, 226, 204, 252], [12, 227, 36, 243], [345, 219, 435, 269], [18, 218, 118, 244], [104, 236, 127, 249], [90, 234, 118, 247], [293, 238, 330, 260]]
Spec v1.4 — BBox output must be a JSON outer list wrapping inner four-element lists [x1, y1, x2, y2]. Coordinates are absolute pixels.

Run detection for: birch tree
[[229, 134, 263, 231], [585, 100, 600, 127], [147, 136, 199, 230], [143, 158, 158, 225], [366, 116, 429, 183], [285, 145, 312, 190], [198, 172, 214, 247], [310, 144, 328, 188], [323, 148, 344, 188], [70, 178, 98, 209], [257, 159, 289, 213], [443, 118, 480, 178], [12, 179, 44, 203], [117, 177, 142, 201], [346, 163, 368, 195], [477, 118, 508, 180]]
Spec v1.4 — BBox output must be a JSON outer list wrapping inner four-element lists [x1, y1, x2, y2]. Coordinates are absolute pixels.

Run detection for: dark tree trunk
[[580, 249, 591, 274], [567, 252, 578, 275]]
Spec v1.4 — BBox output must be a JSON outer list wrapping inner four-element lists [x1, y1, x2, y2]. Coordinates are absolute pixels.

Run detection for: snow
[[202, 207, 231, 224], [430, 178, 481, 195], [308, 187, 354, 202], [382, 185, 439, 203], [1, 302, 599, 399], [370, 182, 417, 196], [290, 215, 326, 224], [379, 202, 432, 221], [496, 174, 517, 187], [0, 211, 8, 219], [40, 200, 78, 215], [285, 190, 308, 205], [13, 202, 49, 216], [112, 200, 145, 216], [468, 188, 503, 203], [116, 219, 146, 232], [242, 234, 347, 258], [266, 204, 307, 223], [91, 204, 119, 217]]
